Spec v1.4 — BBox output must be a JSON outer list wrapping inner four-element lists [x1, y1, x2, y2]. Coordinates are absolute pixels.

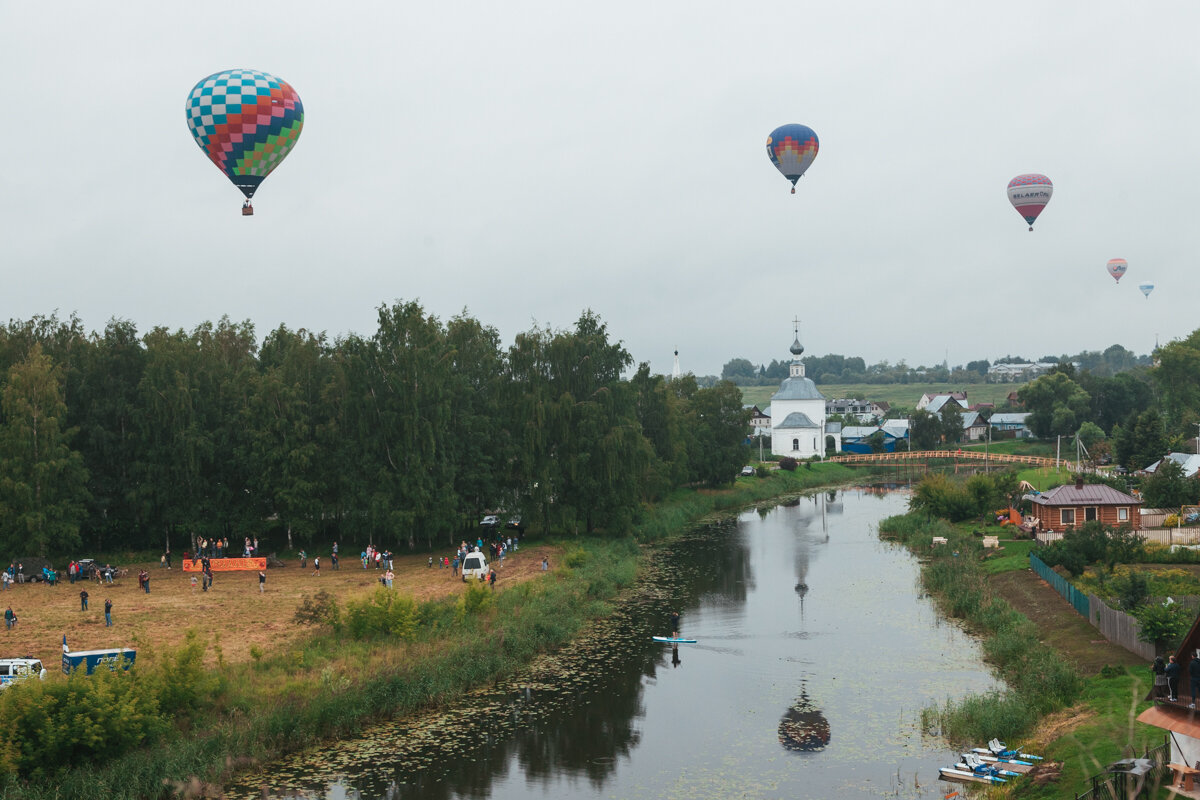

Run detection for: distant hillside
[[738, 382, 1027, 411]]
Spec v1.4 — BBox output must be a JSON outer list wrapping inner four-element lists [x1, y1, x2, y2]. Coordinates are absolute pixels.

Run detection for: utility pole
[[985, 421, 991, 473], [1056, 435, 1061, 470]]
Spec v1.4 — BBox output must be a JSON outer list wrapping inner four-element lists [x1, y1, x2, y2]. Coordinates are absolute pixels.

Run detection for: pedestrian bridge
[[826, 449, 1072, 471]]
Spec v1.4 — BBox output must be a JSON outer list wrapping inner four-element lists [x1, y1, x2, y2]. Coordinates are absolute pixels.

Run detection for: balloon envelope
[[185, 69, 304, 200], [1007, 174, 1053, 229], [1139, 282, 1155, 298], [766, 124, 819, 188], [1107, 258, 1128, 283]]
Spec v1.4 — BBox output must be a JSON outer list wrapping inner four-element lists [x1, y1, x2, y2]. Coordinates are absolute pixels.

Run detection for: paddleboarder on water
[[670, 610, 680, 639]]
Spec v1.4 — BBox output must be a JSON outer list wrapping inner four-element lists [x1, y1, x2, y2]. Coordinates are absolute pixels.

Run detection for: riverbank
[[0, 463, 858, 799], [879, 512, 1163, 797]]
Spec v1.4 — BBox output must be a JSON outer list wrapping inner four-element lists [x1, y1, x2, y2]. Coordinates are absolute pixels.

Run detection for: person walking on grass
[[104, 598, 112, 627], [80, 588, 89, 612], [4, 607, 14, 629], [259, 570, 266, 593]]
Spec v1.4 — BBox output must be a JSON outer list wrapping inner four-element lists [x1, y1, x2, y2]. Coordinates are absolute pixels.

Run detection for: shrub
[[294, 589, 341, 629], [0, 667, 165, 779], [150, 630, 223, 715], [345, 588, 420, 639], [1164, 514, 1180, 528], [778, 457, 797, 472], [1135, 601, 1192, 649], [456, 580, 494, 620]]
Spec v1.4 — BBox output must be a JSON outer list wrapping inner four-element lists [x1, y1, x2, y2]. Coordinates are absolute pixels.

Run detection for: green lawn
[[738, 382, 1026, 410]]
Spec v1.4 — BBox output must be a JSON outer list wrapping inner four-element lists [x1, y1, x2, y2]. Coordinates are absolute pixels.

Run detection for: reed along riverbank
[[0, 463, 857, 800], [879, 511, 1166, 797]]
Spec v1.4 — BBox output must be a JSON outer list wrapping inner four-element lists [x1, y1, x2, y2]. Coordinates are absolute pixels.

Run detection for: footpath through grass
[[0, 463, 857, 800]]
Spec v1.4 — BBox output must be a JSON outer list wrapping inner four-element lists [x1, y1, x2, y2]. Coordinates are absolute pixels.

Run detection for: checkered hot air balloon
[[185, 69, 304, 215], [766, 125, 819, 194], [1007, 174, 1053, 231]]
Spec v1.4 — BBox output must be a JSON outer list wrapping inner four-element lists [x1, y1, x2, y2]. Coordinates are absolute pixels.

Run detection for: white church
[[768, 326, 841, 459]]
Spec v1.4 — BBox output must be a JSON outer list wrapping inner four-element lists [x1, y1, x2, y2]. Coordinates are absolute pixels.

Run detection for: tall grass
[[881, 512, 1083, 742]]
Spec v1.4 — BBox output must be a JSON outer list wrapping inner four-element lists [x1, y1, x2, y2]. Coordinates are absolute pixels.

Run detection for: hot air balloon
[[766, 125, 819, 194], [1007, 174, 1053, 231], [1107, 258, 1128, 283], [185, 69, 304, 216], [1139, 282, 1155, 299]]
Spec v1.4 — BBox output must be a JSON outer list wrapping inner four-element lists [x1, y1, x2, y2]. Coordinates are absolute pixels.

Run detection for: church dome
[[790, 337, 804, 357]]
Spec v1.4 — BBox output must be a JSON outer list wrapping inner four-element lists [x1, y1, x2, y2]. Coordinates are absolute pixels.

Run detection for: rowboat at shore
[[969, 753, 1034, 773], [955, 757, 1022, 778], [938, 766, 1006, 784], [972, 738, 1042, 761]]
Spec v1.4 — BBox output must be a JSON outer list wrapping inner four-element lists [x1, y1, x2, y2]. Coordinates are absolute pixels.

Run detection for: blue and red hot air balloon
[[185, 69, 304, 215], [767, 125, 819, 194], [1007, 174, 1053, 231]]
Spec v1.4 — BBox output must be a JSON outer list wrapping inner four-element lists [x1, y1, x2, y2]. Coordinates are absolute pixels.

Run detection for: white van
[[0, 658, 46, 688], [460, 549, 489, 582]]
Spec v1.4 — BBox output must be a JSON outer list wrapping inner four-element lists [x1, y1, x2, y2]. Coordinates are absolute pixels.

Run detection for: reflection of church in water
[[778, 683, 831, 751], [769, 321, 842, 459]]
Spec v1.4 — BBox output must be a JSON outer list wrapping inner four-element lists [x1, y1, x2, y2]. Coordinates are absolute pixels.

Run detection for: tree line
[[721, 344, 1148, 386], [0, 306, 749, 558]]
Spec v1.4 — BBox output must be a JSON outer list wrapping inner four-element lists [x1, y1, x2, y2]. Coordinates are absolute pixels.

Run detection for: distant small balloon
[[1007, 174, 1053, 231], [766, 124, 819, 194], [1107, 258, 1128, 283], [1139, 282, 1155, 299]]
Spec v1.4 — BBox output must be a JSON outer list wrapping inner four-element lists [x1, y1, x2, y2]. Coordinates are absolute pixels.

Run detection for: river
[[233, 489, 998, 800]]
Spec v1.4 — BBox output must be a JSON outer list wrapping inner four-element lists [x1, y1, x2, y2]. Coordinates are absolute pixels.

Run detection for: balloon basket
[[242, 205, 254, 217]]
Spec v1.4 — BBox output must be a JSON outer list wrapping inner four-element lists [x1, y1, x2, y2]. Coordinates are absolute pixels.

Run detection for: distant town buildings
[[987, 361, 1061, 382]]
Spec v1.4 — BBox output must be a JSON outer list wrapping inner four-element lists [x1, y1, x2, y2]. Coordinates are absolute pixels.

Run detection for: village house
[[1024, 477, 1141, 530], [744, 404, 772, 431], [961, 411, 989, 442], [916, 392, 968, 412]]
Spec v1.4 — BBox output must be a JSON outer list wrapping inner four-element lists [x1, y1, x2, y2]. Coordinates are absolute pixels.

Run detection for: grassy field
[[738, 381, 1026, 410], [1, 543, 561, 668]]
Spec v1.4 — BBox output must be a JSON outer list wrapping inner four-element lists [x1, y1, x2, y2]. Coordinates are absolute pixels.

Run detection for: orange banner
[[182, 557, 266, 572]]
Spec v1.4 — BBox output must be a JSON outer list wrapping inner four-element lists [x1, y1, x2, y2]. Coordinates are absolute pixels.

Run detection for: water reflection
[[232, 489, 999, 800], [778, 683, 831, 752]]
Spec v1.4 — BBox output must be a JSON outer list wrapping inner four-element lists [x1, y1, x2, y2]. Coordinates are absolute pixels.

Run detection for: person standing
[[4, 607, 13, 629], [299, 550, 307, 569], [488, 568, 497, 590], [143, 572, 150, 594], [258, 570, 266, 593], [80, 588, 89, 611], [313, 556, 320, 577], [332, 542, 339, 570], [670, 610, 681, 639], [384, 569, 394, 589], [1189, 651, 1200, 709], [1167, 655, 1182, 701], [104, 598, 112, 627], [1152, 656, 1169, 699]]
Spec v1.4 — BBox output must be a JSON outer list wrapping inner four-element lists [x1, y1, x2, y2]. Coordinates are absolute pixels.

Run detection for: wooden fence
[[1089, 595, 1156, 660]]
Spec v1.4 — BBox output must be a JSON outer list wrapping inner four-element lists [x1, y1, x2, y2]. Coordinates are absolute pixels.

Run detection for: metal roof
[[775, 411, 820, 429], [771, 376, 826, 401], [1028, 483, 1140, 506]]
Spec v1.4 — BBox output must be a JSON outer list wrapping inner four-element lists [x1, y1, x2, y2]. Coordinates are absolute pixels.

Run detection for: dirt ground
[[990, 568, 1148, 674], [0, 543, 558, 668]]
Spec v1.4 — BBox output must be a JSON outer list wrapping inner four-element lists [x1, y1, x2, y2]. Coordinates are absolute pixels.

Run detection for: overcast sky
[[2, 2, 1193, 377]]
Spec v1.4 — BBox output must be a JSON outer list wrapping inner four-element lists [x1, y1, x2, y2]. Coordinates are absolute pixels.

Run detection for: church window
[[792, 438, 799, 451]]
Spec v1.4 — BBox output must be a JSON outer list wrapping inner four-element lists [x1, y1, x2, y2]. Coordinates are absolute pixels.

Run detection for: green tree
[[0, 344, 90, 557], [1077, 421, 1106, 451], [1141, 457, 1200, 508], [940, 402, 963, 444], [910, 409, 939, 450], [687, 381, 750, 487], [720, 358, 758, 383], [1135, 601, 1191, 650], [1019, 372, 1092, 438]]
